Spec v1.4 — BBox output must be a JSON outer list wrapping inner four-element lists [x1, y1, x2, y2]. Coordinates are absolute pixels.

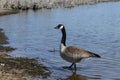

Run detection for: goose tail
[[92, 53, 101, 58], [87, 51, 101, 58]]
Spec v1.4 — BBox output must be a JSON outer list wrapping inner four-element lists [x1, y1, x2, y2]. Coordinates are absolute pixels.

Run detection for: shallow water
[[0, 2, 120, 80]]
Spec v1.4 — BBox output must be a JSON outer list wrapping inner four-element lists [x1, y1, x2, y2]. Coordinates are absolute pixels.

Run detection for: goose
[[54, 24, 101, 71]]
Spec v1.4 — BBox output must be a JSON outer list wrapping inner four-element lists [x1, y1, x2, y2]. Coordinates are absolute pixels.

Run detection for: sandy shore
[[0, 9, 19, 16]]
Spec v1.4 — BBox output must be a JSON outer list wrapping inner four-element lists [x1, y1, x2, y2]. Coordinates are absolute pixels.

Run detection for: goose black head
[[54, 24, 64, 30]]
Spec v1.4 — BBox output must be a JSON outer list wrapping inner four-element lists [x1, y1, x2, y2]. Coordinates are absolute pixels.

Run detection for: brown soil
[[0, 52, 51, 80]]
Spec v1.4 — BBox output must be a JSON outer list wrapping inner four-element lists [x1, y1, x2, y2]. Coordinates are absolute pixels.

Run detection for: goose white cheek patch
[[59, 26, 63, 30]]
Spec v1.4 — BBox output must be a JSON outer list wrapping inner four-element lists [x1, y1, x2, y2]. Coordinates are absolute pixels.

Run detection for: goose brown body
[[60, 45, 100, 63]]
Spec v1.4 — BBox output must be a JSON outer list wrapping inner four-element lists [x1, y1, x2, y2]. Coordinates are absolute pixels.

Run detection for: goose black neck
[[61, 27, 66, 46]]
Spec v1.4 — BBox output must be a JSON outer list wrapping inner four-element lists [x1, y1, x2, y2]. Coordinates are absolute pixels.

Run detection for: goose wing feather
[[63, 46, 95, 58]]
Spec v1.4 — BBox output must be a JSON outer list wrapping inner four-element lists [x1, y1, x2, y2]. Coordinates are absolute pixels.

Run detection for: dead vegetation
[[0, 54, 51, 79], [0, 0, 120, 10]]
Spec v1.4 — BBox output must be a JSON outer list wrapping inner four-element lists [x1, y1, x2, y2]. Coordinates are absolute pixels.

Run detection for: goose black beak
[[54, 26, 58, 29]]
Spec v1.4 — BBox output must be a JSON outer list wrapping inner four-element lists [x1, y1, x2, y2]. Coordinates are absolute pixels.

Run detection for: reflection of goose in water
[[60, 72, 87, 80], [55, 24, 101, 71]]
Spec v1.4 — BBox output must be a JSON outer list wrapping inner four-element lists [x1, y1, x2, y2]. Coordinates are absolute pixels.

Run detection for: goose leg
[[69, 63, 74, 68], [74, 63, 76, 71], [62, 63, 74, 69]]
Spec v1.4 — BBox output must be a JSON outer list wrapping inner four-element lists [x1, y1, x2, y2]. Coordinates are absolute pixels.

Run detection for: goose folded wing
[[64, 46, 94, 58]]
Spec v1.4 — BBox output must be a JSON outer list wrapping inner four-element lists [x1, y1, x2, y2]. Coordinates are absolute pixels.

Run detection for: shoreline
[[0, 52, 51, 80], [0, 0, 119, 15], [0, 0, 120, 10], [0, 29, 51, 80], [0, 9, 19, 16]]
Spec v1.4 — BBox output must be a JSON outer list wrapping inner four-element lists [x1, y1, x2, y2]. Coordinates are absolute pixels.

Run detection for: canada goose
[[54, 24, 101, 71]]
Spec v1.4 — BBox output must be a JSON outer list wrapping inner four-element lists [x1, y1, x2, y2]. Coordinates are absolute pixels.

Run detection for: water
[[0, 2, 120, 80]]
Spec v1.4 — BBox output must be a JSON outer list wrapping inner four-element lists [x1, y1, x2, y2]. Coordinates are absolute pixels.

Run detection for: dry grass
[[0, 0, 120, 10]]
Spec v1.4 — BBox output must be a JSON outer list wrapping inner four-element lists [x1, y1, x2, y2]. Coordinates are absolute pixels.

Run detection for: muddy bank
[[0, 9, 19, 16], [0, 28, 51, 80], [0, 53, 51, 80], [0, 28, 16, 52], [0, 0, 120, 10], [0, 28, 8, 44]]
